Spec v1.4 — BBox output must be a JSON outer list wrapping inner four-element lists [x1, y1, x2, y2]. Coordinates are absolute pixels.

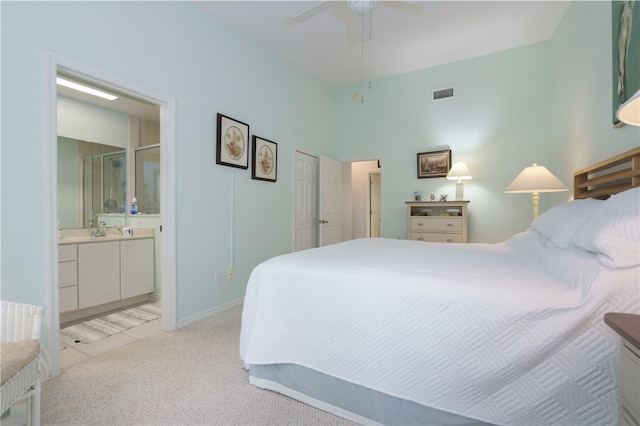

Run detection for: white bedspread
[[240, 233, 640, 426]]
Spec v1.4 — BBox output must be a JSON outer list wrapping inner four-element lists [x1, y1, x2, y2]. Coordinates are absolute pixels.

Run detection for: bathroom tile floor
[[60, 315, 162, 369]]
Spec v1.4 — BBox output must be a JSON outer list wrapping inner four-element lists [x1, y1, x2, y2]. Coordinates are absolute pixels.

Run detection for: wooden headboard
[[574, 146, 640, 199]]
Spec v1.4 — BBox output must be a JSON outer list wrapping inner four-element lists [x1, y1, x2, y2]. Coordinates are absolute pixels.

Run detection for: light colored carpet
[[61, 303, 161, 344], [42, 305, 359, 426]]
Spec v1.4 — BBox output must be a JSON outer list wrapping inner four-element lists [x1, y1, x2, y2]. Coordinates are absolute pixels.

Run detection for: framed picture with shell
[[251, 136, 277, 182], [216, 113, 249, 169]]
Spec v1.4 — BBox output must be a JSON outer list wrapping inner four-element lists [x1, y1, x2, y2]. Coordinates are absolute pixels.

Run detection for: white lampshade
[[446, 161, 472, 201], [504, 163, 567, 193], [505, 163, 568, 219], [446, 162, 472, 182], [617, 89, 640, 126]]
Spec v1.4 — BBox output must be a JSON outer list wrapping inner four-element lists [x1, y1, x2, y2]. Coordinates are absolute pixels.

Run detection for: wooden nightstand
[[405, 201, 469, 243], [605, 313, 640, 426]]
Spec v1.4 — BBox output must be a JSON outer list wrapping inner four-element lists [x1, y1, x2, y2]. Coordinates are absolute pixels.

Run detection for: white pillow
[[570, 187, 640, 268], [531, 198, 603, 248]]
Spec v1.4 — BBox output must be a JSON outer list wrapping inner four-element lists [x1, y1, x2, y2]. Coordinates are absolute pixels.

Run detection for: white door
[[370, 172, 381, 237], [294, 151, 319, 251], [319, 155, 342, 246]]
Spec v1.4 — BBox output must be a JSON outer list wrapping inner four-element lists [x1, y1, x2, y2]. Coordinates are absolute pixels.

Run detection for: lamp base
[[455, 182, 464, 201]]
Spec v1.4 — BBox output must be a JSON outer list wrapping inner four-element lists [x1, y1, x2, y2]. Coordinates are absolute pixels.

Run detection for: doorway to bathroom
[[46, 52, 176, 377]]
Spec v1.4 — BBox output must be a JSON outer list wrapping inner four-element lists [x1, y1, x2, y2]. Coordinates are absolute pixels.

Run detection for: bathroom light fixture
[[446, 161, 472, 201], [504, 163, 568, 219], [617, 89, 640, 126], [56, 77, 118, 101]]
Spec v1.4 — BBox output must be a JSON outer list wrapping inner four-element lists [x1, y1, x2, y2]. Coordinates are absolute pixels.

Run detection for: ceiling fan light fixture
[[349, 0, 379, 16]]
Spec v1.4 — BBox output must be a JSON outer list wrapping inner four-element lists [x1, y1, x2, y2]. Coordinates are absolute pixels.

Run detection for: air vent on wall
[[433, 87, 454, 101]]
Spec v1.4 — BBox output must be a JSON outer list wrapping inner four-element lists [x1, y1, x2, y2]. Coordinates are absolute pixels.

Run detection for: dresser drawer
[[621, 343, 640, 423], [410, 233, 463, 243], [59, 244, 77, 262], [411, 217, 462, 233]]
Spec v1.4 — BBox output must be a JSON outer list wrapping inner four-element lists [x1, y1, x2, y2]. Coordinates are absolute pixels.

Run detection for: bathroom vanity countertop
[[59, 227, 154, 244]]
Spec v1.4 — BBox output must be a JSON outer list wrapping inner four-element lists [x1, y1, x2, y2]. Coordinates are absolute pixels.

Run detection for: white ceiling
[[197, 1, 571, 88]]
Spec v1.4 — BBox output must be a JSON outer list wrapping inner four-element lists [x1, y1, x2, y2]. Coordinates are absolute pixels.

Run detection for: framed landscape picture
[[216, 113, 249, 169], [417, 149, 451, 178], [252, 136, 277, 182]]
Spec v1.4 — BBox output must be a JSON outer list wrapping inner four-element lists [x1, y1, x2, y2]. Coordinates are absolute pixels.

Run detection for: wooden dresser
[[605, 313, 640, 426], [405, 201, 469, 243]]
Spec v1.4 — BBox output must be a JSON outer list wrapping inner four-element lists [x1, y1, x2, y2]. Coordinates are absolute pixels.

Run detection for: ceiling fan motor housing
[[349, 0, 379, 16]]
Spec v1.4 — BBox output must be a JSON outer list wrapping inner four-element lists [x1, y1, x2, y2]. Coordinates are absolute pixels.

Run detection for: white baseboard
[[176, 297, 243, 329]]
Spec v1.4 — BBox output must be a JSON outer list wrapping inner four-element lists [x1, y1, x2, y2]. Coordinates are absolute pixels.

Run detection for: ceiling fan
[[283, 0, 425, 46]]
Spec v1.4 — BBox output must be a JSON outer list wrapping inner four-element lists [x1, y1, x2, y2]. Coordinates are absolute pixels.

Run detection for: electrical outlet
[[214, 271, 222, 284], [227, 268, 234, 280]]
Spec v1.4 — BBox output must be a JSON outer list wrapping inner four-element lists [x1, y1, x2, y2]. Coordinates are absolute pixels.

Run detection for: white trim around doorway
[[44, 51, 177, 377]]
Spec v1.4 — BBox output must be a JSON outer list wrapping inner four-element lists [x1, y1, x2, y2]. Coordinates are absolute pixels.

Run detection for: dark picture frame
[[216, 113, 249, 169], [417, 149, 451, 178], [612, 1, 639, 126], [252, 136, 277, 182]]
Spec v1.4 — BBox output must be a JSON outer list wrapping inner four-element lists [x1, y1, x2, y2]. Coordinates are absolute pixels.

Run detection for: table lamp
[[446, 162, 472, 201], [617, 89, 640, 126], [504, 163, 568, 219]]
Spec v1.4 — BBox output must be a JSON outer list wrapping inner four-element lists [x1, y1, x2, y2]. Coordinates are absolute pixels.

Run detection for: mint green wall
[[549, 0, 639, 190], [1, 2, 334, 320], [334, 42, 553, 242], [1, 1, 638, 325], [334, 1, 639, 242], [57, 137, 81, 229]]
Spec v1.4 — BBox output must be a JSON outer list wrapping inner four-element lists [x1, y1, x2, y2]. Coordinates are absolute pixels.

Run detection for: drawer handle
[[418, 223, 424, 226], [447, 223, 454, 227], [446, 239, 455, 243], [418, 238, 424, 241]]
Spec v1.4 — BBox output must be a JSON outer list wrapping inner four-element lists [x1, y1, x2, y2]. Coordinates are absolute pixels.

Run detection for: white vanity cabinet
[[120, 238, 154, 299], [59, 231, 155, 320], [58, 244, 78, 313], [78, 241, 121, 309]]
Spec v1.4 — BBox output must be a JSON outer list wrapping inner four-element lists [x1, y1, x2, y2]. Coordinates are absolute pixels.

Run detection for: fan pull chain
[[361, 3, 365, 103], [368, 6, 372, 92]]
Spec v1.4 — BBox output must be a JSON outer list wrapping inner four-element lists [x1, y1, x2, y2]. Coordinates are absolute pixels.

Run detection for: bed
[[240, 147, 640, 426]]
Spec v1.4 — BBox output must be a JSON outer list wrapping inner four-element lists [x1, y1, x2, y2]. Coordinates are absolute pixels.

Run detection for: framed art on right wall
[[612, 0, 639, 126]]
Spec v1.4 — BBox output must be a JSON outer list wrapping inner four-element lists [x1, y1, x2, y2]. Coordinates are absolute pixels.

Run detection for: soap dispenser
[[130, 197, 138, 215]]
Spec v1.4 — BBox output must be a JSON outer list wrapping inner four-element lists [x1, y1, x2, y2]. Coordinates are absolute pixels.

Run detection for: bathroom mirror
[[58, 137, 127, 229]]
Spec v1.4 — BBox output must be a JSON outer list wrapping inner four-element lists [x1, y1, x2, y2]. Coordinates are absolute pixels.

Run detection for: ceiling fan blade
[[283, 1, 333, 26], [381, 1, 425, 14]]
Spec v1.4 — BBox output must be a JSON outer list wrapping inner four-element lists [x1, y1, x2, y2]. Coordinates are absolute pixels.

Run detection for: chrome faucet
[[90, 221, 107, 238], [90, 229, 106, 237]]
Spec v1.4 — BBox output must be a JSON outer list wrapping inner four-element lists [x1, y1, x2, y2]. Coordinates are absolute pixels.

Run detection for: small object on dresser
[[439, 194, 448, 201], [130, 197, 138, 215], [429, 193, 436, 201], [413, 191, 422, 201]]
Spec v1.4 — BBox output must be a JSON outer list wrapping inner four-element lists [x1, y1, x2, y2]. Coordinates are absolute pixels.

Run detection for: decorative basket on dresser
[[405, 201, 469, 243]]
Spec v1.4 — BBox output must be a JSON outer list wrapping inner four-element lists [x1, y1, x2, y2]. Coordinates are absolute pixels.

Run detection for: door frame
[[44, 52, 177, 377], [367, 170, 382, 237]]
